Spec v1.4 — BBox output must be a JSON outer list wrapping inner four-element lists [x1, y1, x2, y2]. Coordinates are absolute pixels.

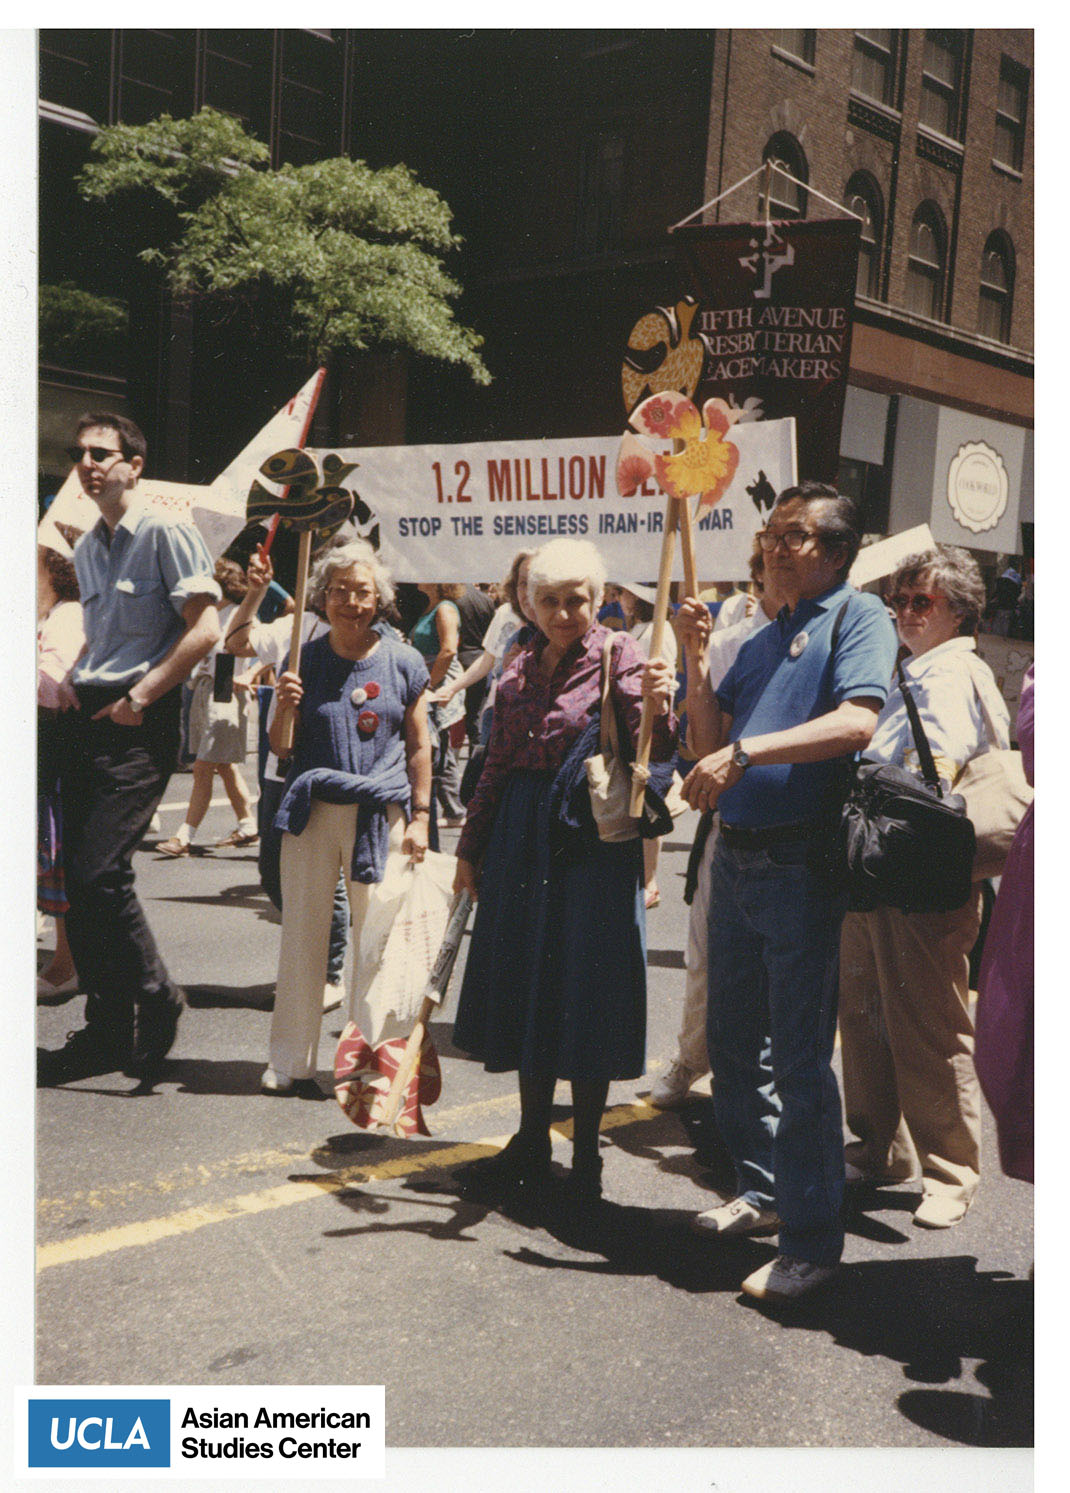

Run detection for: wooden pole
[[274, 527, 313, 758], [629, 498, 679, 816]]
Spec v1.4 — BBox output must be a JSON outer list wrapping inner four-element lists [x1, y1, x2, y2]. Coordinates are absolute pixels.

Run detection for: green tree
[[39, 282, 128, 367], [77, 107, 490, 383]]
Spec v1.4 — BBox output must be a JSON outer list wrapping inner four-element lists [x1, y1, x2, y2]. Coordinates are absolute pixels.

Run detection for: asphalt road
[[35, 755, 1033, 1462]]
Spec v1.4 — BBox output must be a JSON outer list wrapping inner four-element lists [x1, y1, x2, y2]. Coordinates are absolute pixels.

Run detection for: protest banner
[[313, 416, 795, 584], [669, 218, 861, 484]]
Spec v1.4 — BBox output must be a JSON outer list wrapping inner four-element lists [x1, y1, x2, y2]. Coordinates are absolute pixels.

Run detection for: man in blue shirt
[[38, 414, 221, 1085], [668, 482, 897, 1304]]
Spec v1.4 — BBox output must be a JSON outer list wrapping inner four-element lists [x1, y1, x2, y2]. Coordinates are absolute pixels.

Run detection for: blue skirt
[[453, 770, 647, 1080]]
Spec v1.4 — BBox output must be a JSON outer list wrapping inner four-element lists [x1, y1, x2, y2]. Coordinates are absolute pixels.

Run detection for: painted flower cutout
[[617, 393, 740, 510]]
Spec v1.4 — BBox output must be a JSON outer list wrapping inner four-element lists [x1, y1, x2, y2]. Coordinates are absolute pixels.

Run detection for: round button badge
[[364, 681, 381, 700], [357, 710, 379, 737], [350, 687, 367, 707], [789, 631, 809, 659]]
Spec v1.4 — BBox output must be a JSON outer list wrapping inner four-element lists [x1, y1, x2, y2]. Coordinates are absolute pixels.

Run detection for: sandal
[[156, 836, 189, 858]]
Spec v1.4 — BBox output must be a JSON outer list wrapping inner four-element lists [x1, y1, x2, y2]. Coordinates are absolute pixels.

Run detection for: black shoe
[[455, 1134, 552, 1197], [125, 988, 184, 1078], [37, 1027, 126, 1086], [567, 1152, 604, 1202]]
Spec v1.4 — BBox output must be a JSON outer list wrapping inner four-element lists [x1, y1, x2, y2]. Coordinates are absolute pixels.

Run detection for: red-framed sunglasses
[[890, 592, 937, 617]]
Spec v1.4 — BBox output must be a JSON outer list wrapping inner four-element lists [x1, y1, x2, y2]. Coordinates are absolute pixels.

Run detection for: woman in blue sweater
[[264, 542, 432, 1094]]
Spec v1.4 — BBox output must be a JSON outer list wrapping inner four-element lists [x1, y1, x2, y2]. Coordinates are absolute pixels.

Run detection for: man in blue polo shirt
[[38, 413, 221, 1085], [672, 482, 897, 1304]]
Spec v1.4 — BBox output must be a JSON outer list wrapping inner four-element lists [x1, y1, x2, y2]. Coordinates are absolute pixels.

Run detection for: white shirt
[[481, 602, 523, 662], [706, 605, 770, 690], [629, 618, 678, 668], [867, 636, 1010, 787], [37, 600, 85, 708], [245, 612, 330, 781]]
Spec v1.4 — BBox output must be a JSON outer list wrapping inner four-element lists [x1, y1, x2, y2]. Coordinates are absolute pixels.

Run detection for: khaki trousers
[[676, 825, 716, 1074], [271, 801, 404, 1081], [838, 892, 983, 1205]]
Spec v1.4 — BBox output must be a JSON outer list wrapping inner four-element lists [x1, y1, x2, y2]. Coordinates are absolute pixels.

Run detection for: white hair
[[308, 540, 395, 613], [525, 538, 606, 610]]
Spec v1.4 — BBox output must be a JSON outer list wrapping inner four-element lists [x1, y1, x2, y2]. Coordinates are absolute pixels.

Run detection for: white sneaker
[[261, 1066, 294, 1094], [650, 1059, 702, 1109], [322, 982, 344, 1012], [691, 1196, 780, 1237], [741, 1254, 838, 1303], [913, 1193, 970, 1229]]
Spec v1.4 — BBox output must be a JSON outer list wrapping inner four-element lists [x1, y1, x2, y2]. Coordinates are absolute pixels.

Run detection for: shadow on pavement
[[740, 1254, 1032, 1446], [184, 982, 275, 1012]]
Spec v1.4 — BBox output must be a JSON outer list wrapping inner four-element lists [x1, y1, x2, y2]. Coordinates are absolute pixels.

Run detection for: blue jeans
[[258, 776, 348, 984], [706, 835, 846, 1266]]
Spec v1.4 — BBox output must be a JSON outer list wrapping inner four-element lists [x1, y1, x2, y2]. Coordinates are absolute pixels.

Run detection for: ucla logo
[[28, 1399, 170, 1468]]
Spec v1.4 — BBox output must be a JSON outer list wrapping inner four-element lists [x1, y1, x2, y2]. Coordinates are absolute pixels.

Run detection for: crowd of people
[[37, 413, 1034, 1309]]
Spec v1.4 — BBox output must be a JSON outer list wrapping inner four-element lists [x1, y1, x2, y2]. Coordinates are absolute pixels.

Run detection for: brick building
[[39, 28, 1033, 565]]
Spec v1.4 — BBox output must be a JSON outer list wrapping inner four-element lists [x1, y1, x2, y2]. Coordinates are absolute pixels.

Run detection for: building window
[[978, 232, 1014, 342], [851, 30, 898, 108], [845, 173, 883, 299], [905, 204, 947, 320], [919, 30, 965, 140], [760, 134, 808, 219], [117, 31, 196, 125], [39, 30, 112, 123], [774, 30, 815, 66], [994, 57, 1028, 172], [576, 133, 625, 255], [201, 31, 267, 133], [276, 30, 341, 166]]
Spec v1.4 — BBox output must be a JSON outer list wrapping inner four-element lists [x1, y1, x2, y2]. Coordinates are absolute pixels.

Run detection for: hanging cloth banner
[[313, 417, 795, 583], [671, 218, 861, 484]]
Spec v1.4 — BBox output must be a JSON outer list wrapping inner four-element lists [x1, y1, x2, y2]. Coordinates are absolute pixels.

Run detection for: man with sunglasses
[[650, 481, 897, 1303], [38, 414, 221, 1085]]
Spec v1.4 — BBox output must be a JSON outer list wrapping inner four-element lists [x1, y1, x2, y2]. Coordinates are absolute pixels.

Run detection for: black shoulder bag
[[841, 657, 976, 914]]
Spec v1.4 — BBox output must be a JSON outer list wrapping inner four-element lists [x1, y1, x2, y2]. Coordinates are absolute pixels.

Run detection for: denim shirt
[[72, 496, 220, 690]]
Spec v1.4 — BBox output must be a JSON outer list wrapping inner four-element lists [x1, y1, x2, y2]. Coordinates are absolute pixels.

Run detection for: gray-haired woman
[[263, 541, 432, 1093], [451, 537, 675, 1201], [838, 544, 1009, 1228]]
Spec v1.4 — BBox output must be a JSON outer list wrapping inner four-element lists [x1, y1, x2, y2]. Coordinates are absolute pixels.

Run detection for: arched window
[[906, 203, 947, 320], [978, 232, 1015, 343], [844, 172, 884, 300], [760, 133, 808, 219]]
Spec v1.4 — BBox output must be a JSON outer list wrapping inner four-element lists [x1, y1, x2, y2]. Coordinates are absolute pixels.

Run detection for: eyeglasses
[[66, 444, 125, 467], [890, 593, 937, 617], [326, 585, 375, 604], [757, 527, 816, 553]]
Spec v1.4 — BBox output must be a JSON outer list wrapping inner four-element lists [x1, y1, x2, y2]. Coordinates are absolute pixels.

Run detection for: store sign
[[929, 408, 1025, 554], [314, 419, 796, 583], [946, 440, 1010, 534]]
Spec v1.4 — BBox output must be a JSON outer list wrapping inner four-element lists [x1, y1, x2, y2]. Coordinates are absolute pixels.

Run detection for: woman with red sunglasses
[[837, 545, 1010, 1230]]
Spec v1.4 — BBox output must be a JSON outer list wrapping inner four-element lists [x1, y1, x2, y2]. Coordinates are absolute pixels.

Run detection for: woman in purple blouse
[[452, 538, 675, 1202]]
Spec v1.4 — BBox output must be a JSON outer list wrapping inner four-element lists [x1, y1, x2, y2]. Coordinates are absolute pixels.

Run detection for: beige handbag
[[956, 682, 1034, 881], [585, 634, 640, 842]]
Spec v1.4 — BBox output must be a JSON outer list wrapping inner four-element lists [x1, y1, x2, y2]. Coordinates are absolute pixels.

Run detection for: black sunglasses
[[66, 444, 125, 465]]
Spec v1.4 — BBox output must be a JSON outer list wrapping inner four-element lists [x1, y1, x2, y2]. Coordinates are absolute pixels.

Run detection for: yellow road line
[[36, 1090, 535, 1224], [37, 1100, 660, 1273]]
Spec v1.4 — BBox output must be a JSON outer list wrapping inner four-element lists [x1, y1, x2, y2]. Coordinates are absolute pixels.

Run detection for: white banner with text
[[319, 417, 796, 584]]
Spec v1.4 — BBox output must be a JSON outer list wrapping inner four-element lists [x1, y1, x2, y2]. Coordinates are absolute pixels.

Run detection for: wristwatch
[[125, 691, 146, 717], [731, 739, 751, 771]]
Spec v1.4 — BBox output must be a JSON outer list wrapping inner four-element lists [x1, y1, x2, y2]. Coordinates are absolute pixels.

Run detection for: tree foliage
[[39, 281, 127, 366], [77, 108, 490, 383]]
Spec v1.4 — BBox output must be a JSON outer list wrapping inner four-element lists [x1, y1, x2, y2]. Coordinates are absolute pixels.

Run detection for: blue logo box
[[28, 1399, 170, 1468]]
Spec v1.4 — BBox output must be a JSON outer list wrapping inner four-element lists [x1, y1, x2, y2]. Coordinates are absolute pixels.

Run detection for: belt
[[719, 820, 820, 849]]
